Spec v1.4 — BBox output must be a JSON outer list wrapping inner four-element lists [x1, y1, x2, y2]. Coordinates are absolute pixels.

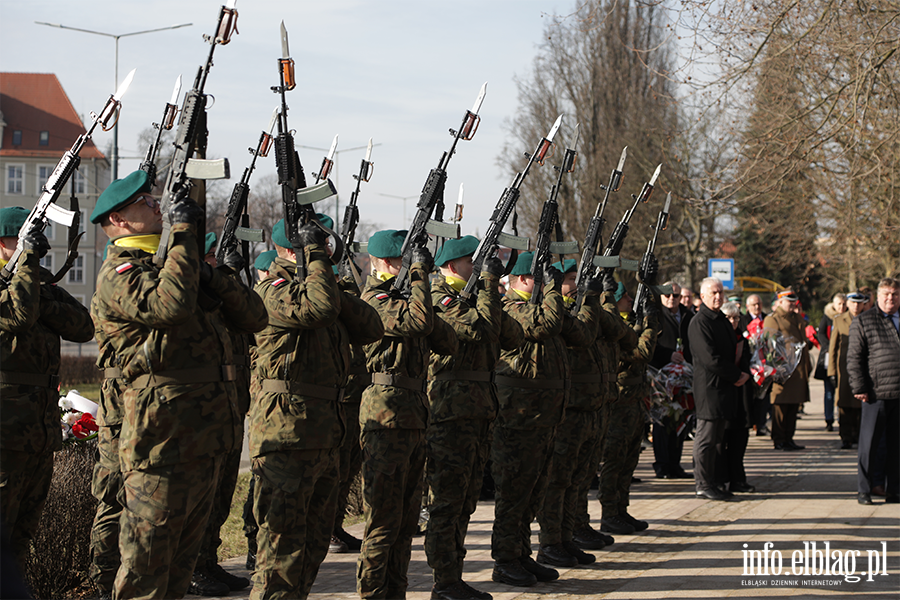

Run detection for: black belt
[[432, 370, 495, 383], [494, 375, 570, 390], [371, 372, 426, 393], [261, 379, 345, 402], [132, 365, 238, 390], [0, 371, 59, 389]]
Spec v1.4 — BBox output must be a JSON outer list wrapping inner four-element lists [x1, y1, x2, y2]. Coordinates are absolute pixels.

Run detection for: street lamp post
[[35, 21, 192, 180], [299, 142, 383, 223], [379, 193, 418, 225]]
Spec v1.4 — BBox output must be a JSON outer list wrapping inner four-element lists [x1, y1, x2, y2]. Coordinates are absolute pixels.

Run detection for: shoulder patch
[[271, 277, 288, 287], [115, 263, 135, 274], [375, 292, 389, 300], [515, 301, 526, 305], [440, 295, 455, 307]]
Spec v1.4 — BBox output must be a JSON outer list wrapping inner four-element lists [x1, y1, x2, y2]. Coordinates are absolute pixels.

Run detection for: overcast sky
[[1, 0, 577, 236]]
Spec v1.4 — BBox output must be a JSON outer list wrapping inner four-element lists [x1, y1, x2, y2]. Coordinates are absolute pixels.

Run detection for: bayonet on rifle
[[634, 191, 672, 323], [316, 134, 339, 183], [340, 138, 375, 286], [140, 75, 181, 186]]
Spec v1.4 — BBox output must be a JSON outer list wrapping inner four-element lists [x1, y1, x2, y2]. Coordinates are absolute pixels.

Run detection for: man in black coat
[[687, 277, 750, 501], [650, 281, 693, 479], [739, 294, 770, 436], [848, 277, 900, 505]]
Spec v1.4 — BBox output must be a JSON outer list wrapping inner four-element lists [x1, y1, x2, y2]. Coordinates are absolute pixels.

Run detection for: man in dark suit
[[848, 278, 900, 505], [687, 277, 750, 501], [650, 281, 693, 479], [740, 294, 770, 436]]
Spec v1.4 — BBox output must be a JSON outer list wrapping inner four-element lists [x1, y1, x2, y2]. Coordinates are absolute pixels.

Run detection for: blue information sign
[[708, 258, 735, 290]]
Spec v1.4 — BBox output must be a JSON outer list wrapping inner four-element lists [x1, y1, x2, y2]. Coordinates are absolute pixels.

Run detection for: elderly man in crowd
[[687, 277, 750, 501], [848, 278, 900, 505], [829, 290, 868, 450]]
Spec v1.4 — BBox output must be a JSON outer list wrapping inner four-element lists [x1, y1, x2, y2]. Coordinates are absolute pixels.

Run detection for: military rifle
[[339, 138, 374, 286], [634, 191, 672, 323], [139, 75, 181, 186], [216, 109, 277, 285], [572, 146, 626, 311], [0, 69, 136, 283], [459, 114, 563, 302], [154, 0, 238, 267], [530, 123, 579, 305], [390, 82, 486, 293], [272, 21, 340, 281]]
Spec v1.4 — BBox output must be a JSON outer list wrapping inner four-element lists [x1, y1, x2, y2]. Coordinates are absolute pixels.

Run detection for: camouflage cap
[[90, 170, 152, 224], [434, 235, 479, 267], [204, 231, 217, 255], [367, 229, 407, 258], [0, 206, 29, 237], [509, 251, 535, 277], [551, 258, 578, 274], [271, 213, 334, 248], [254, 249, 277, 271]]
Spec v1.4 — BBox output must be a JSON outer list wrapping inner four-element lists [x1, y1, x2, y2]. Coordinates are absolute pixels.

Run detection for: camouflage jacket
[[616, 312, 659, 403], [92, 224, 267, 470], [495, 286, 569, 429], [338, 275, 373, 406], [92, 291, 126, 429], [428, 274, 525, 424], [251, 252, 383, 455], [593, 292, 638, 407], [360, 268, 457, 431], [1, 253, 94, 453]]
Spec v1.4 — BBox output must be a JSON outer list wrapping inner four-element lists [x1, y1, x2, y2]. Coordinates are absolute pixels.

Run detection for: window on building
[[39, 131, 50, 146], [67, 256, 84, 284], [6, 164, 23, 194], [12, 130, 22, 146], [40, 253, 54, 272], [77, 209, 87, 236], [73, 169, 86, 195], [44, 221, 54, 241], [38, 164, 54, 192]]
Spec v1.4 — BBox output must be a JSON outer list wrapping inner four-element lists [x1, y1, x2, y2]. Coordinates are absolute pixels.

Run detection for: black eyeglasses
[[130, 194, 158, 208]]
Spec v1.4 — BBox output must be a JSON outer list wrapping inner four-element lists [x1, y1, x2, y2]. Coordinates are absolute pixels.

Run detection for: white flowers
[[58, 397, 74, 412]]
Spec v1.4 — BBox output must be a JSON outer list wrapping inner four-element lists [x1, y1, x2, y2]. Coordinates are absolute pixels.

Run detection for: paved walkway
[[222, 379, 900, 598]]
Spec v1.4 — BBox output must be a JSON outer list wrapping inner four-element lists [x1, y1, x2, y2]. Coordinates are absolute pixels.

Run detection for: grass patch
[[62, 383, 101, 402], [218, 472, 252, 560]]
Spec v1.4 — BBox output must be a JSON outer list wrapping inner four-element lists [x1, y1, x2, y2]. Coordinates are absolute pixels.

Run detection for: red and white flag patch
[[115, 263, 135, 274], [440, 296, 454, 307], [375, 292, 389, 300], [271, 278, 287, 287]]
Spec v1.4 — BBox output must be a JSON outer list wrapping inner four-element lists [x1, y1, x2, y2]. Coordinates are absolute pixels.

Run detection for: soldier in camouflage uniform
[[90, 170, 268, 600], [536, 260, 626, 568], [425, 236, 524, 600], [249, 218, 383, 600], [0, 206, 94, 564], [598, 281, 660, 536], [490, 252, 583, 588], [357, 229, 457, 600]]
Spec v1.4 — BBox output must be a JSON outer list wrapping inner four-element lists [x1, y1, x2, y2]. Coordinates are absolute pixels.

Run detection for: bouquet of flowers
[[645, 362, 695, 435], [59, 390, 99, 443], [747, 329, 805, 394]]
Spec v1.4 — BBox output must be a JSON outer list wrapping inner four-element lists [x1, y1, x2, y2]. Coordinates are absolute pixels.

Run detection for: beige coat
[[764, 307, 811, 405], [827, 311, 861, 409]]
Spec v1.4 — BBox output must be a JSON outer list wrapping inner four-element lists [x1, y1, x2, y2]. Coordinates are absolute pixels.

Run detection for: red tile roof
[[0, 72, 106, 160]]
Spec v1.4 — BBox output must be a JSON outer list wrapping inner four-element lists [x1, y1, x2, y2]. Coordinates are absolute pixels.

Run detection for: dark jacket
[[688, 303, 744, 421], [847, 307, 900, 401], [651, 304, 693, 368]]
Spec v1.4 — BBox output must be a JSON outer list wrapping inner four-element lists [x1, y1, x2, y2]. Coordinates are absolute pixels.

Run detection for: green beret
[[272, 213, 335, 248], [551, 258, 577, 274], [332, 264, 340, 275], [614, 281, 627, 302], [509, 251, 535, 277], [204, 232, 217, 255], [254, 249, 277, 271], [0, 206, 29, 237], [367, 229, 407, 259], [434, 235, 479, 267], [91, 170, 152, 224]]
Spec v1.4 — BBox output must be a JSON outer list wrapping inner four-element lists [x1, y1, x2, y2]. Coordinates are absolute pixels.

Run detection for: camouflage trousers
[[538, 409, 599, 545], [0, 448, 54, 561], [198, 438, 244, 566], [598, 399, 643, 517], [573, 408, 604, 532], [357, 428, 425, 599], [424, 418, 493, 586], [114, 455, 222, 600], [490, 425, 555, 562], [333, 402, 362, 532], [250, 446, 340, 600], [90, 425, 124, 594]]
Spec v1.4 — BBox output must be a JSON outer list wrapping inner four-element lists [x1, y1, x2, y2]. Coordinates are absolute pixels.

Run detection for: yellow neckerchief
[[113, 234, 161, 254], [510, 287, 532, 302], [376, 271, 395, 282], [444, 274, 466, 292], [563, 295, 576, 308], [0, 258, 6, 269], [620, 311, 630, 321]]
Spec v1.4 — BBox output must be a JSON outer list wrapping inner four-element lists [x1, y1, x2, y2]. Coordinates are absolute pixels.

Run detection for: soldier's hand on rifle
[[296, 221, 327, 247], [482, 255, 504, 278], [338, 257, 358, 281], [641, 294, 660, 319], [22, 223, 51, 259], [602, 269, 618, 293], [171, 200, 205, 230], [543, 264, 563, 290], [640, 252, 659, 286], [585, 276, 605, 296], [222, 248, 245, 274], [411, 246, 434, 272]]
